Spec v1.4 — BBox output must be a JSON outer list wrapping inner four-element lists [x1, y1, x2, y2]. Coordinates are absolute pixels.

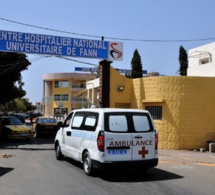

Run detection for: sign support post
[[99, 60, 112, 108]]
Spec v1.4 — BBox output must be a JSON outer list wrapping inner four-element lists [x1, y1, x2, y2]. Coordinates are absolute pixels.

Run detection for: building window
[[54, 94, 61, 101], [55, 81, 60, 88], [54, 94, 68, 101], [62, 94, 68, 101], [199, 58, 209, 65], [145, 106, 162, 120], [72, 80, 86, 88], [54, 108, 68, 117], [55, 80, 69, 88], [61, 81, 69, 88], [54, 108, 61, 116], [61, 108, 68, 115]]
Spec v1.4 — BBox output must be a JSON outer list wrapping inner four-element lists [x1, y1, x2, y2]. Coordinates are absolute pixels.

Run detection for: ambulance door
[[131, 113, 155, 161], [104, 113, 132, 161], [67, 111, 85, 160], [61, 112, 74, 157]]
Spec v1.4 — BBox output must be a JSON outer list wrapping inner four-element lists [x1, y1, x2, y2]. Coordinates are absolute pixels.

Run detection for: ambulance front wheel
[[55, 142, 64, 160], [83, 151, 94, 176]]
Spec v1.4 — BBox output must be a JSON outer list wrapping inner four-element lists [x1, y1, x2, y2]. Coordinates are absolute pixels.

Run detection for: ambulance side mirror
[[58, 121, 63, 127]]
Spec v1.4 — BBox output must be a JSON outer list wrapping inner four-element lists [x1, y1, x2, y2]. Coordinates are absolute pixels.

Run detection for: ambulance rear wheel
[[83, 151, 94, 176]]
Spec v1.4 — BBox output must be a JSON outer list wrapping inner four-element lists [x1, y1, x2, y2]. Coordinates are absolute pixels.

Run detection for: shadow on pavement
[[100, 168, 184, 182], [0, 137, 55, 150], [64, 157, 183, 182], [0, 167, 14, 177]]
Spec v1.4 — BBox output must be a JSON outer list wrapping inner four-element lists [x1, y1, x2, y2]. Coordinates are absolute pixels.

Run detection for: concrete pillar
[[43, 80, 52, 116]]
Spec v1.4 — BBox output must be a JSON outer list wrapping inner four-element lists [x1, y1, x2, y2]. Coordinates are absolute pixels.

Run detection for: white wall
[[188, 42, 215, 77]]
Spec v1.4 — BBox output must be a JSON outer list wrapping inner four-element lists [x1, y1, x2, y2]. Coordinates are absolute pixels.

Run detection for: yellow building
[[108, 66, 215, 150], [42, 61, 215, 150], [43, 72, 96, 117]]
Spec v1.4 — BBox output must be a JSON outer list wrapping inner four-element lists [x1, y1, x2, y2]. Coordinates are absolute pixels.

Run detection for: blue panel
[[0, 30, 109, 59], [75, 67, 98, 72]]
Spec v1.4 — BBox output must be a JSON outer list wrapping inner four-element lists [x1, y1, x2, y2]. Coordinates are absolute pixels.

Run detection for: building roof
[[43, 72, 96, 81]]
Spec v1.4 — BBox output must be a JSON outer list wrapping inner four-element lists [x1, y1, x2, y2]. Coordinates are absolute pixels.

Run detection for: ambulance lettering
[[109, 140, 152, 147]]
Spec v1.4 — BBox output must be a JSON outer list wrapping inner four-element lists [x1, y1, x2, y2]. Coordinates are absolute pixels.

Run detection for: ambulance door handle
[[134, 136, 142, 139], [66, 131, 72, 136]]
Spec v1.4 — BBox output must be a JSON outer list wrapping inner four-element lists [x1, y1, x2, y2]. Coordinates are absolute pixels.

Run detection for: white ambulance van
[[54, 108, 158, 175]]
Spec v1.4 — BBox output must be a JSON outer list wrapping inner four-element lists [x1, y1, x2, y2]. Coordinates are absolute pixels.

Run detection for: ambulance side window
[[132, 113, 153, 132], [72, 112, 85, 129], [83, 112, 99, 131], [71, 112, 98, 131], [85, 117, 96, 126], [64, 112, 73, 127]]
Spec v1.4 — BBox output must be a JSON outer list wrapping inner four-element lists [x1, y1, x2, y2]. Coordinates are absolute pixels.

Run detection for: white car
[[54, 108, 158, 175]]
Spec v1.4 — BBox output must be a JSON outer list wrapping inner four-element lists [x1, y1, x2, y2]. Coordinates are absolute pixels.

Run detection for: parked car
[[33, 117, 60, 137], [0, 116, 35, 140], [27, 113, 43, 123], [12, 113, 26, 123]]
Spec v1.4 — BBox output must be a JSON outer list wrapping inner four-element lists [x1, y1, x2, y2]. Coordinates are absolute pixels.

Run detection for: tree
[[21, 98, 37, 111], [0, 100, 17, 112], [0, 98, 36, 112], [15, 99, 26, 112], [0, 52, 31, 104], [131, 49, 143, 78], [178, 46, 188, 76]]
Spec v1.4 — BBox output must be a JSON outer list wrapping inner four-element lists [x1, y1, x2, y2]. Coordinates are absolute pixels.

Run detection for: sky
[[1, 0, 215, 103]]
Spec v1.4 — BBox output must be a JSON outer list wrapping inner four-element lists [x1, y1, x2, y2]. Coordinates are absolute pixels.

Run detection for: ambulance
[[54, 108, 158, 175]]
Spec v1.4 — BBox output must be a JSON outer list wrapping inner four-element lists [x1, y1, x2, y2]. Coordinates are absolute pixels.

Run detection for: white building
[[188, 42, 215, 76]]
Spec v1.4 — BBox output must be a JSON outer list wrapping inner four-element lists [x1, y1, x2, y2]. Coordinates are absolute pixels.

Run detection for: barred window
[[145, 106, 162, 120]]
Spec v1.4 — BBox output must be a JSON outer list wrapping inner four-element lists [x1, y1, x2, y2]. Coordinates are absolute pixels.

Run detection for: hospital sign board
[[0, 30, 123, 61]]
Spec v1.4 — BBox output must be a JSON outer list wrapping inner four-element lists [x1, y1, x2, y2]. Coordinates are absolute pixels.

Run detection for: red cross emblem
[[138, 147, 148, 158]]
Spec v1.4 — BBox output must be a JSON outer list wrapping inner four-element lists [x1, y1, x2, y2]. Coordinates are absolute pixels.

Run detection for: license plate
[[108, 150, 127, 155], [45, 126, 53, 129], [20, 133, 28, 137]]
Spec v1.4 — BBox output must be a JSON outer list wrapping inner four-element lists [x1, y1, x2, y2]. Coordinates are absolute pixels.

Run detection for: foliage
[[125, 72, 132, 78], [21, 98, 37, 111], [178, 46, 188, 76], [0, 51, 31, 104], [0, 100, 17, 112], [14, 99, 26, 112], [130, 49, 143, 78], [0, 98, 36, 112]]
